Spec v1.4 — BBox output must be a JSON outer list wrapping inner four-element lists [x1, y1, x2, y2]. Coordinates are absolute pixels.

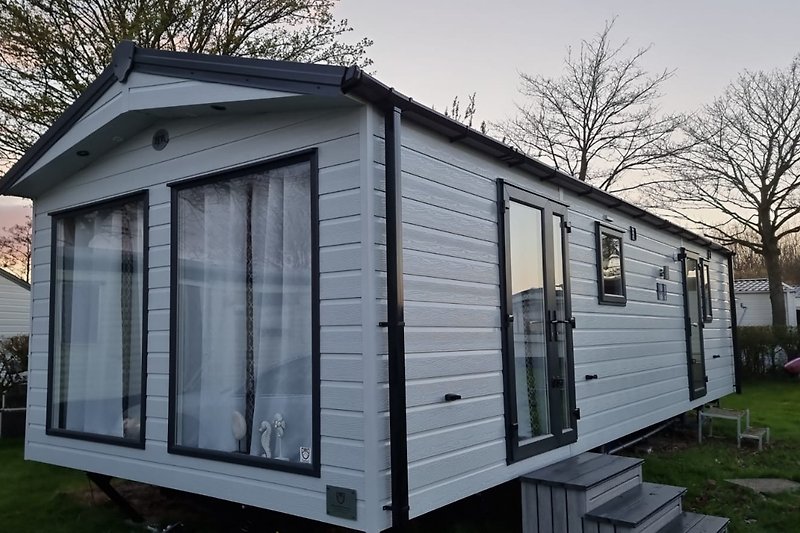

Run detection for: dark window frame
[[681, 248, 708, 401], [700, 259, 713, 323], [498, 180, 578, 464], [46, 190, 149, 449], [595, 222, 627, 306], [167, 149, 321, 477]]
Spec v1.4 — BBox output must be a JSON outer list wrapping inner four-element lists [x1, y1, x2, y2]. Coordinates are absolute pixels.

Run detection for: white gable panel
[[19, 72, 301, 185]]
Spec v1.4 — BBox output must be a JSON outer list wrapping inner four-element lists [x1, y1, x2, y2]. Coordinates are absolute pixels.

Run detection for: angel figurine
[[273, 413, 287, 460], [258, 421, 272, 458]]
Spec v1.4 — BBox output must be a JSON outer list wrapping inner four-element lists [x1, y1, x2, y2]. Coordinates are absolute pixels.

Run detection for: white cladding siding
[[0, 275, 30, 337], [26, 100, 377, 530], [736, 291, 798, 327], [383, 121, 735, 520]]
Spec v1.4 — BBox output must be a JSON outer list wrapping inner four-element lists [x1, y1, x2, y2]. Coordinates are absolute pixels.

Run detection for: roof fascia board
[[0, 268, 30, 291], [342, 69, 732, 256]]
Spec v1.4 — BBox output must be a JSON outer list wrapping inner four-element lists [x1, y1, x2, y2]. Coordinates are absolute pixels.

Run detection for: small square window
[[701, 260, 713, 322], [596, 223, 627, 305]]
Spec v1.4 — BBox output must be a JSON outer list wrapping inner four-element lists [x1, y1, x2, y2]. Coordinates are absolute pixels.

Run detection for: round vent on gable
[[152, 129, 169, 151]]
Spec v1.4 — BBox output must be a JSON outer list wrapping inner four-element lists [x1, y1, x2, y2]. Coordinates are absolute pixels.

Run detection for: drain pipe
[[727, 253, 742, 394], [383, 106, 410, 529]]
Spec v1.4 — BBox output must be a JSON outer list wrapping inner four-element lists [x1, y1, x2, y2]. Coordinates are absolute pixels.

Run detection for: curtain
[[54, 201, 143, 439], [176, 161, 312, 463]]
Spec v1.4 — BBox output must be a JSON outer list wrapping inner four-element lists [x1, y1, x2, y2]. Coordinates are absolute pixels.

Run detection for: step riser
[[522, 465, 643, 533], [584, 494, 682, 533], [586, 466, 643, 511]]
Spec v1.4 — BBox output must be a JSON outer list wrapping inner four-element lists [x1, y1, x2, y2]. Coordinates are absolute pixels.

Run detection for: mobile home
[[0, 43, 738, 532], [0, 268, 30, 337], [734, 278, 798, 327]]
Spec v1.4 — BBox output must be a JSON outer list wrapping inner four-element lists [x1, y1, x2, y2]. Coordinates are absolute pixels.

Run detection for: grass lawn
[[0, 377, 797, 532], [0, 439, 134, 532], [630, 377, 800, 533]]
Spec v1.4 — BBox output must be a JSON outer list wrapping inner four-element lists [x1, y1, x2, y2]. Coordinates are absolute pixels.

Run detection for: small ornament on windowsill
[[232, 411, 247, 453], [273, 413, 287, 460], [258, 421, 272, 458]]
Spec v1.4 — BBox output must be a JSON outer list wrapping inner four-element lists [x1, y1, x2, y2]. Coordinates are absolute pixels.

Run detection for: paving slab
[[726, 478, 800, 494]]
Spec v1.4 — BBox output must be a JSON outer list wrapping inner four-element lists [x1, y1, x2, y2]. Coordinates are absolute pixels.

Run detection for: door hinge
[[552, 377, 565, 388], [562, 220, 572, 233], [573, 408, 581, 420], [705, 376, 709, 383]]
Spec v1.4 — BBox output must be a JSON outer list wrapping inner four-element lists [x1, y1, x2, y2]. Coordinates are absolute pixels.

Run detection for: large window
[[169, 152, 319, 475], [596, 223, 627, 305], [49, 193, 147, 447]]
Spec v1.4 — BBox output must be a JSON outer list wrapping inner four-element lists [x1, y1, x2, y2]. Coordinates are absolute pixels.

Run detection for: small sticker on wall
[[299, 446, 312, 463]]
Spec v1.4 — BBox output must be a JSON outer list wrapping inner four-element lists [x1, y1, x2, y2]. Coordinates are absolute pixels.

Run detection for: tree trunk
[[578, 152, 588, 182], [763, 235, 787, 326]]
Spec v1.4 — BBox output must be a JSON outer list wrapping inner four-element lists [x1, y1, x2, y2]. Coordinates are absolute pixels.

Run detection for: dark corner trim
[[112, 40, 136, 83], [384, 106, 410, 529], [46, 190, 149, 450], [727, 254, 742, 394]]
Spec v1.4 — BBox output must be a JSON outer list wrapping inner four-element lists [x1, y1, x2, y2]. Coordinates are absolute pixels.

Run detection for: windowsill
[[46, 427, 145, 449], [168, 443, 320, 477]]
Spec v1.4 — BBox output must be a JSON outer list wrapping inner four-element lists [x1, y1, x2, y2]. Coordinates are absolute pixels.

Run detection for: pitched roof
[[734, 278, 795, 293], [0, 268, 30, 291], [0, 41, 732, 257]]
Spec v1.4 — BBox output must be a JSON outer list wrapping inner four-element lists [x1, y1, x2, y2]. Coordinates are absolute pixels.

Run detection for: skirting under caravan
[[0, 42, 739, 533]]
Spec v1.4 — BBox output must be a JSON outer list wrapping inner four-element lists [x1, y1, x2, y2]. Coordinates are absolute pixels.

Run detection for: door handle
[[551, 377, 565, 388]]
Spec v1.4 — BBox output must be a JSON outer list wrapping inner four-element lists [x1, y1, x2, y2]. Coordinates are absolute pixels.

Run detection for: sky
[[1, 1, 799, 229], [334, 1, 800, 124]]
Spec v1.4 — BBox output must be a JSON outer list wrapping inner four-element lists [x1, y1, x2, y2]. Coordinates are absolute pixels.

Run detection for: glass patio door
[[682, 250, 707, 400], [500, 182, 577, 462]]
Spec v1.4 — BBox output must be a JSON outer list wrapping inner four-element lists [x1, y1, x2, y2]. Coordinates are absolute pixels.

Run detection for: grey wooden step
[[584, 482, 686, 533], [521, 452, 643, 490], [521, 453, 645, 533], [659, 511, 729, 533]]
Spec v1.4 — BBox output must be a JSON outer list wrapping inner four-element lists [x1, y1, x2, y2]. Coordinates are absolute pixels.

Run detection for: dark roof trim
[[2, 42, 731, 256], [0, 66, 117, 196], [0, 42, 347, 196], [0, 267, 30, 291], [340, 68, 732, 256]]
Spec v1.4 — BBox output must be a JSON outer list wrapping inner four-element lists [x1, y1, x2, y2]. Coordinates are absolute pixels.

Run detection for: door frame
[[497, 180, 578, 463], [680, 248, 708, 400]]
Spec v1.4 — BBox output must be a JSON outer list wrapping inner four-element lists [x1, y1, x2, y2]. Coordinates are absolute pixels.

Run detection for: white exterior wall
[[374, 121, 736, 521], [736, 291, 798, 327], [25, 74, 384, 532], [0, 274, 30, 337]]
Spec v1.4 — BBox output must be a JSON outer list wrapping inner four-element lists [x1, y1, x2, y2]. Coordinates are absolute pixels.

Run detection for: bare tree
[[727, 224, 800, 286], [443, 93, 487, 134], [496, 20, 680, 191], [0, 0, 372, 166], [651, 56, 800, 325], [0, 215, 31, 282]]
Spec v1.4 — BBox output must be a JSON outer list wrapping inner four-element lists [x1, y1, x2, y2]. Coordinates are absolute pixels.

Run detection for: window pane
[[601, 233, 624, 297], [175, 161, 314, 467], [509, 201, 550, 441], [552, 214, 571, 431], [51, 198, 145, 441], [703, 263, 713, 320]]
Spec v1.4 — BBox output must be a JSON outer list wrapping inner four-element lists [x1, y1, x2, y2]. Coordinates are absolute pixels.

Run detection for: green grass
[[633, 377, 800, 533], [1, 378, 797, 532], [0, 439, 136, 532]]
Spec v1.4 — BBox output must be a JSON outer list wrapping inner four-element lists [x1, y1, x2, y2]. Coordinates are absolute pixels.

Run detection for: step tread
[[585, 482, 686, 527], [659, 511, 730, 533], [520, 452, 643, 489], [701, 407, 746, 419], [741, 427, 768, 437]]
